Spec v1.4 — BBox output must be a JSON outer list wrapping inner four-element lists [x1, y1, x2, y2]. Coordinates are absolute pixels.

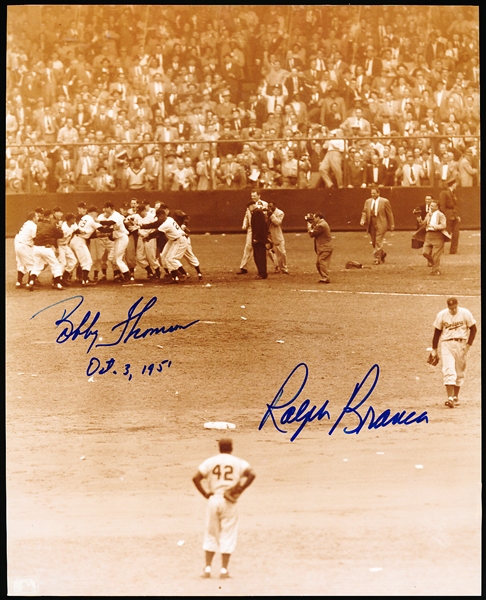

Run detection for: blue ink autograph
[[259, 363, 429, 442], [87, 357, 172, 381], [30, 296, 200, 353]]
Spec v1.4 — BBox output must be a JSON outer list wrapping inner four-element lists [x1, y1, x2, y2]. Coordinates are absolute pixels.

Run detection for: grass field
[[6, 230, 481, 596]]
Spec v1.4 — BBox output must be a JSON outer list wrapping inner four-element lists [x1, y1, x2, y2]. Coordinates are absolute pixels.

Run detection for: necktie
[[371, 199, 376, 215], [409, 166, 415, 183]]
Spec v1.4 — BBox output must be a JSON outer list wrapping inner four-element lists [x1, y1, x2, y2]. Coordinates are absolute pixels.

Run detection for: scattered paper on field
[[204, 422, 236, 430]]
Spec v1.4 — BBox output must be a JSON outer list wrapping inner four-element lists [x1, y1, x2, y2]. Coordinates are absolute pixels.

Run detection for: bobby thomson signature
[[30, 295, 200, 353], [259, 363, 429, 442]]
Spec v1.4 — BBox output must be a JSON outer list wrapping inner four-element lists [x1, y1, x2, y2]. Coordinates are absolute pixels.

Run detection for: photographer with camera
[[306, 212, 334, 284]]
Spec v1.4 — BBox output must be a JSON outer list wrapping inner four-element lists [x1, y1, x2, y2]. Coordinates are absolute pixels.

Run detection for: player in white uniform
[[193, 439, 256, 579], [57, 213, 79, 286], [430, 297, 477, 408], [14, 212, 38, 287], [101, 202, 131, 282], [132, 204, 161, 279], [92, 211, 116, 283], [173, 210, 203, 280], [70, 206, 102, 285], [157, 213, 190, 282]]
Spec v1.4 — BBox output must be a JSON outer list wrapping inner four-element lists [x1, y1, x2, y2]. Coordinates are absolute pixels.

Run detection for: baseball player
[[70, 205, 103, 285], [101, 202, 131, 282], [92, 209, 116, 283], [57, 213, 79, 286], [360, 185, 395, 265], [156, 211, 191, 282], [236, 190, 268, 275], [14, 211, 38, 288], [26, 210, 65, 290], [172, 210, 203, 280], [192, 438, 256, 579], [430, 297, 477, 408], [132, 203, 161, 279]]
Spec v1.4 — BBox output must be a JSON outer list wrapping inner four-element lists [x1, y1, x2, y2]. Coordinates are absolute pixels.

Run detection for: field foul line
[[295, 290, 481, 298]]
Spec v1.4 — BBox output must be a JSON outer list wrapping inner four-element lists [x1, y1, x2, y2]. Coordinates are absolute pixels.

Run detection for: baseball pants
[[113, 235, 129, 273], [90, 237, 114, 273], [136, 237, 160, 272], [14, 239, 34, 274], [423, 231, 444, 274], [369, 219, 386, 261], [440, 339, 468, 386], [203, 494, 238, 555], [183, 238, 200, 268], [319, 151, 343, 188], [162, 237, 190, 271], [70, 236, 93, 271], [57, 244, 77, 273], [316, 247, 333, 282], [31, 246, 63, 278], [125, 233, 137, 270]]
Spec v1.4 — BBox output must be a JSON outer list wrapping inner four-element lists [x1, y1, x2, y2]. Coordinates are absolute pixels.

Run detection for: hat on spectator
[[116, 150, 129, 161], [446, 176, 457, 185]]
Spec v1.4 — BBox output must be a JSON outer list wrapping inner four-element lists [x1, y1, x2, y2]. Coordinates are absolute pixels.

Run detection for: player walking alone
[[192, 439, 256, 579], [429, 297, 477, 408]]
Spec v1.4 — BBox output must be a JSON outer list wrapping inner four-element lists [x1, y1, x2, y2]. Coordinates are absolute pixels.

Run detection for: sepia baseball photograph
[[6, 5, 480, 595]]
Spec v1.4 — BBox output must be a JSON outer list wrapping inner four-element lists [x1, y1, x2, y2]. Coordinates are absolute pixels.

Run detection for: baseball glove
[[224, 484, 244, 503], [427, 352, 439, 366]]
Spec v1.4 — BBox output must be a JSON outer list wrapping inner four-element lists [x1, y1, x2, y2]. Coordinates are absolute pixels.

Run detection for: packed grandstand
[[6, 5, 480, 194]]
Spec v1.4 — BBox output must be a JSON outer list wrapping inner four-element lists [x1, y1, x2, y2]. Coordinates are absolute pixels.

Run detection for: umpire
[[307, 212, 334, 284]]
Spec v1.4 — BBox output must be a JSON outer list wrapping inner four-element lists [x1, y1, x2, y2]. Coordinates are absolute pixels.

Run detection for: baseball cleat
[[236, 268, 248, 274], [380, 252, 387, 263], [202, 566, 211, 579], [52, 283, 64, 290], [26, 282, 34, 291], [197, 273, 203, 279], [445, 398, 455, 408], [220, 568, 229, 579], [453, 397, 460, 406], [15, 282, 22, 288]]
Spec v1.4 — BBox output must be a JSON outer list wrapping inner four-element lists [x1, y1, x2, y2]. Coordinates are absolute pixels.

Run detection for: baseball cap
[[447, 297, 458, 306]]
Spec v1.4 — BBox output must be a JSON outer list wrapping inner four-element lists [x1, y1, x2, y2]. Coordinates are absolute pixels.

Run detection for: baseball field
[[6, 229, 481, 596]]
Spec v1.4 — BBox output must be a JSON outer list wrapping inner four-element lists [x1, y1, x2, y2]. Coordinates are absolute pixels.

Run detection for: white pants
[[70, 235, 93, 271], [90, 237, 114, 272], [203, 494, 238, 555], [136, 236, 160, 271], [441, 339, 468, 386], [161, 237, 189, 271], [57, 244, 77, 273], [31, 245, 63, 278], [14, 239, 34, 274], [113, 234, 129, 273], [183, 237, 199, 268]]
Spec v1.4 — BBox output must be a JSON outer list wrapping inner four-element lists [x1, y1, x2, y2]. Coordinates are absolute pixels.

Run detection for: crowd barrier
[[6, 187, 480, 237]]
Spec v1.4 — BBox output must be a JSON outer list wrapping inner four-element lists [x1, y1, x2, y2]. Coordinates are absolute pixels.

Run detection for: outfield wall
[[6, 187, 480, 237]]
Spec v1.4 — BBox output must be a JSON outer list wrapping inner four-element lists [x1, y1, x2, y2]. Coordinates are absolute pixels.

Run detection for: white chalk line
[[295, 290, 480, 298]]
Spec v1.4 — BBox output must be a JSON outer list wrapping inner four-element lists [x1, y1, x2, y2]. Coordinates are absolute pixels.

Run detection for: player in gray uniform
[[193, 439, 256, 579], [430, 297, 477, 408]]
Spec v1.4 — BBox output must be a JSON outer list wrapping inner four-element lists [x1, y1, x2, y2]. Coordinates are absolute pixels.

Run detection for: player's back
[[198, 453, 250, 495]]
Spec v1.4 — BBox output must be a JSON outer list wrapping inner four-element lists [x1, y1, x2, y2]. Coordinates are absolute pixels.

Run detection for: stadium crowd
[[6, 5, 480, 194]]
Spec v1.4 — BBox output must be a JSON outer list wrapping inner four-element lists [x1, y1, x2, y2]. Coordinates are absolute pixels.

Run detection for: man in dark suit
[[365, 153, 387, 187], [360, 185, 395, 264], [362, 46, 383, 79], [91, 104, 115, 137], [439, 177, 461, 254], [346, 149, 367, 188], [380, 145, 399, 187], [284, 67, 306, 101]]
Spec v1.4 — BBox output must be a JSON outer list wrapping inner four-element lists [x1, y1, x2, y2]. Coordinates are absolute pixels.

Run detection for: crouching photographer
[[306, 212, 334, 284]]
